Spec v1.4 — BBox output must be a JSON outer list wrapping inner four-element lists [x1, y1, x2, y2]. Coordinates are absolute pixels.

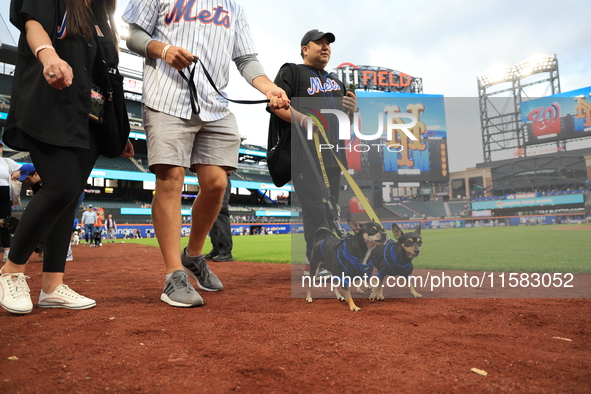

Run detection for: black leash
[[178, 57, 269, 115]]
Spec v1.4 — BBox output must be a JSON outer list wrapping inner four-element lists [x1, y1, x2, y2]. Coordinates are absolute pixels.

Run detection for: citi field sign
[[332, 63, 413, 91]]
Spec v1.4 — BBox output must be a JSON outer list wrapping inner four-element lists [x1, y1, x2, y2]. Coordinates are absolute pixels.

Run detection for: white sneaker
[[0, 270, 33, 314], [38, 284, 96, 309], [66, 248, 73, 261]]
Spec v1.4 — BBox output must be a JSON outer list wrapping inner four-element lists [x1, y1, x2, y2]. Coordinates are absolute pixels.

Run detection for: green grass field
[[124, 224, 591, 273]]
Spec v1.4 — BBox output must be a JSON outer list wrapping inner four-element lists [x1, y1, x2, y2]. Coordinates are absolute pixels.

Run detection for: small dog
[[369, 224, 423, 301], [305, 219, 387, 312], [72, 230, 80, 245], [93, 230, 102, 247]]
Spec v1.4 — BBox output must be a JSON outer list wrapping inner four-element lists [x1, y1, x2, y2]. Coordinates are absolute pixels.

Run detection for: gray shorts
[[143, 106, 240, 173]]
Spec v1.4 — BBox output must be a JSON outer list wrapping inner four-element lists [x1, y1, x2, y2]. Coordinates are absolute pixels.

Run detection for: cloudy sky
[[1, 0, 590, 172]]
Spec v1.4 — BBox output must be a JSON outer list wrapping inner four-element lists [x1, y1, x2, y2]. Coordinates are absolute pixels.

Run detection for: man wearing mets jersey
[[123, 0, 289, 308]]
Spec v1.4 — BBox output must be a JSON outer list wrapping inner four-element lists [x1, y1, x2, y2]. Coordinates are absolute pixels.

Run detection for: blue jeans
[[84, 224, 95, 243]]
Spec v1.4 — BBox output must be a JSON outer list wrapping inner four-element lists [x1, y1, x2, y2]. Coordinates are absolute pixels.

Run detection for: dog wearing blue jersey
[[369, 224, 423, 301], [305, 219, 386, 312]]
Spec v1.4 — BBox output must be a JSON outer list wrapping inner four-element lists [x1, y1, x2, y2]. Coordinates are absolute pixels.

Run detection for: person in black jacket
[[269, 29, 357, 268]]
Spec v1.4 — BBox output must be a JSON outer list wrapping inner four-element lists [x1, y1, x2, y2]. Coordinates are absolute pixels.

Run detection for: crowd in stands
[[472, 188, 587, 202], [229, 215, 292, 224]]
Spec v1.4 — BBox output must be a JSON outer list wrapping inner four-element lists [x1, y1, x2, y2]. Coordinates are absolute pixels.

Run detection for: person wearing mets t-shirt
[[123, 0, 289, 308]]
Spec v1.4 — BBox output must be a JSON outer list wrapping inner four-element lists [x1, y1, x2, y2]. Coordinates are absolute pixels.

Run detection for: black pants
[[0, 186, 12, 248], [10, 134, 99, 272], [209, 177, 232, 256], [292, 160, 341, 260]]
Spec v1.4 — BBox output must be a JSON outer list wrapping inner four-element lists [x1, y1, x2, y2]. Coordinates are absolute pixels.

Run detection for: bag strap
[[267, 63, 299, 149], [179, 57, 269, 115]]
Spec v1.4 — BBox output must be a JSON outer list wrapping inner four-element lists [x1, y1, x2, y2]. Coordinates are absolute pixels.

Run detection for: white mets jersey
[[122, 0, 258, 121]]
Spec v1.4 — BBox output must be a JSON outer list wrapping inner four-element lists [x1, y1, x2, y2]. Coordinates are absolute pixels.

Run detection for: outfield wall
[[92, 213, 588, 239]]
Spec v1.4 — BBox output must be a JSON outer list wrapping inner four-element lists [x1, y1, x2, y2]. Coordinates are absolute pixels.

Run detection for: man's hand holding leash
[[265, 87, 290, 111], [157, 43, 195, 70], [253, 78, 290, 110], [151, 40, 290, 111]]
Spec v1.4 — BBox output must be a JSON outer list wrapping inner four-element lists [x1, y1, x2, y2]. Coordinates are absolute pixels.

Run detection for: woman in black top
[[0, 0, 133, 315]]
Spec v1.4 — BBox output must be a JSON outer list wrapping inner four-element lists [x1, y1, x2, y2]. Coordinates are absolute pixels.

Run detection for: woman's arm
[[24, 17, 73, 90]]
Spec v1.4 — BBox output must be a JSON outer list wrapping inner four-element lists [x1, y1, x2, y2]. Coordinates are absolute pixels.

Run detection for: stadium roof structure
[[0, 43, 16, 65]]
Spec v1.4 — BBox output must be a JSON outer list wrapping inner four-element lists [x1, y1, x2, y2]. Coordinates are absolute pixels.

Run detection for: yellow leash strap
[[315, 122, 383, 227], [312, 131, 331, 190]]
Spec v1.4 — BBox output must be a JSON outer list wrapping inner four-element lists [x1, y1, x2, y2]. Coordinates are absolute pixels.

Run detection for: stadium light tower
[[478, 54, 560, 162]]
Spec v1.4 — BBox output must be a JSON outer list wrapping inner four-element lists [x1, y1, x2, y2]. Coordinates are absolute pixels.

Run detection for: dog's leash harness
[[320, 238, 373, 287], [374, 240, 413, 279], [312, 120, 383, 227], [179, 57, 269, 115], [296, 110, 383, 228]]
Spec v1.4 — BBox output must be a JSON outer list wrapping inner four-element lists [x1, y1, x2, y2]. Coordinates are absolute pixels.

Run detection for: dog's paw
[[354, 287, 364, 294], [337, 296, 346, 302], [350, 306, 362, 312], [377, 295, 385, 301], [306, 298, 313, 303], [412, 292, 423, 298]]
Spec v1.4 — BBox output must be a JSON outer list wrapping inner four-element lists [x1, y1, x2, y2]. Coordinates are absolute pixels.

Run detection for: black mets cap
[[300, 29, 336, 47]]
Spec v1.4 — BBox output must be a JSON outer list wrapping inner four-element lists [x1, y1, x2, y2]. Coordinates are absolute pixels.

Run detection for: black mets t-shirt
[[273, 63, 348, 171]]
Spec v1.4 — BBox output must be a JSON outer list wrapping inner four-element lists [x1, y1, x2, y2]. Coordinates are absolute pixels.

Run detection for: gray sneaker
[[181, 248, 224, 292], [160, 270, 204, 307]]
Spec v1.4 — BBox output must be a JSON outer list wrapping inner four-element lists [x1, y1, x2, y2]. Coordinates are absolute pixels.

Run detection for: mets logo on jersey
[[165, 0, 231, 28], [307, 77, 342, 95], [56, 11, 67, 39]]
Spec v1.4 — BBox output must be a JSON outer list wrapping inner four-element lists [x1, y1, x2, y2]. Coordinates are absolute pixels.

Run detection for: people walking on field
[[105, 214, 117, 243], [81, 206, 97, 246], [268, 29, 356, 272], [0, 141, 22, 263], [0, 0, 132, 314], [94, 208, 104, 247], [123, 0, 289, 307]]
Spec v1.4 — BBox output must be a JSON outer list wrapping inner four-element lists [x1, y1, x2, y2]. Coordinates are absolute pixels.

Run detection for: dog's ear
[[415, 223, 421, 235], [391, 223, 403, 240], [348, 219, 360, 233]]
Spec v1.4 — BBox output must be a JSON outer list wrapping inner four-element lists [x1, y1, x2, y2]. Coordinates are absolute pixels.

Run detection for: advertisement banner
[[471, 194, 585, 210], [291, 95, 448, 185], [520, 86, 591, 146]]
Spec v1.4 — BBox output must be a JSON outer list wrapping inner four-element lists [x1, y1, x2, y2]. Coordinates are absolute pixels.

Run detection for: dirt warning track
[[1, 243, 590, 393]]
